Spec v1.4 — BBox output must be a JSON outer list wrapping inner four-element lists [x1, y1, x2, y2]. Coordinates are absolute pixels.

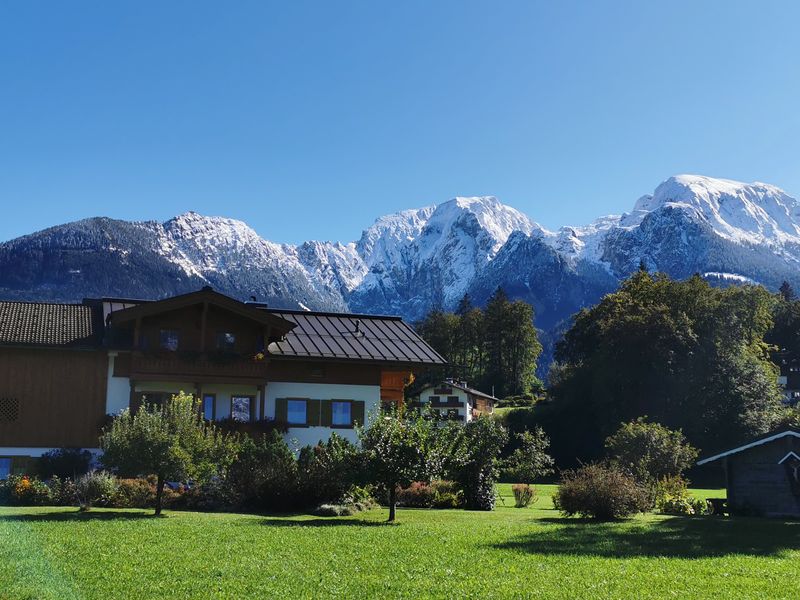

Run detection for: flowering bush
[[0, 475, 53, 506]]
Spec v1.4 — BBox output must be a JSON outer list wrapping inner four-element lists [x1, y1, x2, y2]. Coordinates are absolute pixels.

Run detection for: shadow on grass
[[0, 510, 155, 522], [494, 516, 800, 558], [259, 517, 392, 528]]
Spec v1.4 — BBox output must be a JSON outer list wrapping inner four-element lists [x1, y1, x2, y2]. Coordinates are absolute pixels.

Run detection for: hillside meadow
[[2, 485, 798, 600]]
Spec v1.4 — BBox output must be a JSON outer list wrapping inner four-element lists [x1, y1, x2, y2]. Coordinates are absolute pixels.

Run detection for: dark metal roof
[[0, 301, 102, 348], [263, 309, 446, 366]]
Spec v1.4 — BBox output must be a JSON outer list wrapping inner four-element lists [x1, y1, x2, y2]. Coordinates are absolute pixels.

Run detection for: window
[[447, 409, 459, 420], [0, 397, 19, 423], [0, 458, 10, 480], [428, 395, 440, 404], [231, 396, 252, 422], [332, 401, 352, 427], [287, 399, 307, 425], [447, 395, 459, 404], [203, 394, 216, 421], [216, 332, 236, 351], [159, 329, 180, 351]]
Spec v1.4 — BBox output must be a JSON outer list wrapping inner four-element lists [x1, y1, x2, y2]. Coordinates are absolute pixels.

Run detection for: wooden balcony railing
[[130, 352, 268, 381]]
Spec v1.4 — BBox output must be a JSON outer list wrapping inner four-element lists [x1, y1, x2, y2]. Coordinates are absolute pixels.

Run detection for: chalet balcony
[[130, 351, 268, 383], [429, 398, 464, 408]]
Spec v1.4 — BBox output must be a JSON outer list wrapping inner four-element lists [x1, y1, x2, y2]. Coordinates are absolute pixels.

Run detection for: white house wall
[[265, 381, 381, 447], [105, 353, 131, 415]]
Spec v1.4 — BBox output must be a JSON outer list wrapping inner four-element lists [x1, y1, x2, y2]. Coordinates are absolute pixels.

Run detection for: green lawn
[[2, 486, 798, 600]]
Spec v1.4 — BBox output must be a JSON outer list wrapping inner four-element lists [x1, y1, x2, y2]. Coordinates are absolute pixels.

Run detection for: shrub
[[447, 418, 508, 511], [225, 431, 298, 511], [75, 471, 119, 511], [38, 448, 93, 480], [554, 463, 650, 520], [0, 475, 53, 506], [113, 478, 156, 509], [431, 480, 463, 509], [340, 484, 376, 509], [503, 428, 555, 484], [605, 418, 699, 484], [296, 434, 361, 507], [47, 476, 78, 506], [511, 483, 537, 508], [396, 482, 434, 508], [181, 478, 231, 512]]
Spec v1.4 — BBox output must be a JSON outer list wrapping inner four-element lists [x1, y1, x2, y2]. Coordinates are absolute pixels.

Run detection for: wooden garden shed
[[697, 428, 800, 518]]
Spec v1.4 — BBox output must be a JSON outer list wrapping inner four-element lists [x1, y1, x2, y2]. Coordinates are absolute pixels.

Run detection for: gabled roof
[[109, 288, 295, 335], [697, 428, 800, 466], [263, 308, 446, 366], [420, 381, 498, 401], [0, 301, 102, 348]]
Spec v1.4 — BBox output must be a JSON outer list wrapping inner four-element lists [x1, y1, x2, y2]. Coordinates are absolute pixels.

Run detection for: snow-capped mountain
[[3, 174, 800, 370]]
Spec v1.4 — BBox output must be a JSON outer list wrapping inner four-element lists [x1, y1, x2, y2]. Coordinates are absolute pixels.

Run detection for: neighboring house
[[416, 380, 497, 424], [0, 287, 445, 478], [775, 351, 800, 405], [697, 428, 800, 518]]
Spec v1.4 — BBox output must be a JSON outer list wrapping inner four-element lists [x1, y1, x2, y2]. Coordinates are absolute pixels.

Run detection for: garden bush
[[396, 482, 435, 508], [47, 476, 78, 506], [37, 448, 93, 480], [225, 431, 298, 511], [553, 463, 650, 520], [448, 418, 508, 511], [0, 475, 53, 506], [430, 480, 463, 508], [112, 478, 156, 509], [75, 471, 119, 511], [296, 434, 361, 507], [511, 483, 537, 508]]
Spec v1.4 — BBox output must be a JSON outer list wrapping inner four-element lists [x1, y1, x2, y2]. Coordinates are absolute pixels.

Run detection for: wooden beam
[[200, 301, 209, 352], [258, 384, 265, 421], [133, 316, 142, 349]]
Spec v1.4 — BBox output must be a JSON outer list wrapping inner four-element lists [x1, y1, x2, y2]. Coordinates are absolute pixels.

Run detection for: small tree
[[503, 427, 555, 484], [604, 418, 698, 484], [101, 392, 240, 515], [359, 407, 436, 522], [448, 418, 509, 510]]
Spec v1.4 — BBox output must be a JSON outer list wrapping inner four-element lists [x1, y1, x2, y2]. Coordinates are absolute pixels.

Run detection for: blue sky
[[1, 1, 799, 244]]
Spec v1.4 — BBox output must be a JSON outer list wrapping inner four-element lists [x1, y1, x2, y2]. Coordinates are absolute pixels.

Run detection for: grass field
[[2, 485, 798, 600]]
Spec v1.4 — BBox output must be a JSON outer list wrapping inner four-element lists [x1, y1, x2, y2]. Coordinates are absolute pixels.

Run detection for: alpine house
[[0, 287, 445, 478]]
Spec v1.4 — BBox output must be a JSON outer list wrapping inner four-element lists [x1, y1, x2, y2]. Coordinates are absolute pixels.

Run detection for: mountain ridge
[[2, 175, 800, 362]]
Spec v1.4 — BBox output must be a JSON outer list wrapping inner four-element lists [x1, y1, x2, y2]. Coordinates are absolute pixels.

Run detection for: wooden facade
[[725, 437, 800, 517], [699, 429, 800, 518], [0, 347, 108, 448]]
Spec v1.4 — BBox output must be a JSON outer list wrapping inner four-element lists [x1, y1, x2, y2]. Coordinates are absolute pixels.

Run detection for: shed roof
[[0, 301, 102, 348], [696, 428, 800, 466], [263, 308, 446, 366]]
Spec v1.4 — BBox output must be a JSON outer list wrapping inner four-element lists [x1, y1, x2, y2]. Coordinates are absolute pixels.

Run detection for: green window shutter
[[320, 400, 333, 427], [352, 401, 366, 427], [307, 399, 321, 426], [275, 397, 288, 423]]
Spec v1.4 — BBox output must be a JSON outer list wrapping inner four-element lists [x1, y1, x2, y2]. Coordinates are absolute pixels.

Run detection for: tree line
[[417, 269, 800, 465], [415, 288, 543, 398]]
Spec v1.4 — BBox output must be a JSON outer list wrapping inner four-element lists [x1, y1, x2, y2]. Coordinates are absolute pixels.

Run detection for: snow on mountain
[[635, 175, 800, 247], [3, 175, 800, 342]]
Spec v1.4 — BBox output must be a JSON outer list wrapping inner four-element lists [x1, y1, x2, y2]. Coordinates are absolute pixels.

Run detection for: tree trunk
[[388, 485, 397, 522], [155, 473, 165, 516]]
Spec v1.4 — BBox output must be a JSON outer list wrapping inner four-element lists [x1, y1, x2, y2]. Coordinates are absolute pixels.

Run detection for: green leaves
[[100, 392, 240, 514], [550, 271, 785, 459]]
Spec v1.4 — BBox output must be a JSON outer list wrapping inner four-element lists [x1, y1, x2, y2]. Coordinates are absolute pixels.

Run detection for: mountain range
[[3, 174, 800, 372]]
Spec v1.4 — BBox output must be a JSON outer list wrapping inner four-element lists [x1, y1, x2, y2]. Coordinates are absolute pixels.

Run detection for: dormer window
[[159, 329, 180, 351], [216, 332, 236, 351]]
